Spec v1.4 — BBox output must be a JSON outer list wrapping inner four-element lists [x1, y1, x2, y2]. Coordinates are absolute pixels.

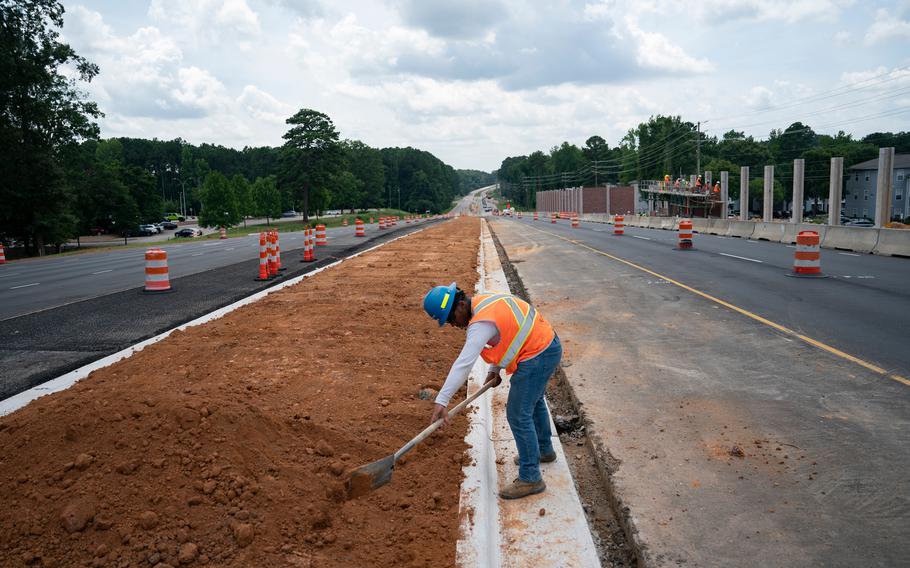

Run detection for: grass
[[202, 209, 422, 239]]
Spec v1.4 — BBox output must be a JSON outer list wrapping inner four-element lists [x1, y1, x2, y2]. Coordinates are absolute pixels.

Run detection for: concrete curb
[[456, 219, 599, 567], [0, 226, 433, 416]]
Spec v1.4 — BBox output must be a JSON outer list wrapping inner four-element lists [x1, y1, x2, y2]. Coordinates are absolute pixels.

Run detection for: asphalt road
[[504, 214, 910, 377], [0, 223, 401, 321], [0, 218, 440, 400], [489, 216, 910, 567]]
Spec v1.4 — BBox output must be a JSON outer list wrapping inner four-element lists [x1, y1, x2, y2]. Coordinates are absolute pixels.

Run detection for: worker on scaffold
[[422, 283, 561, 500]]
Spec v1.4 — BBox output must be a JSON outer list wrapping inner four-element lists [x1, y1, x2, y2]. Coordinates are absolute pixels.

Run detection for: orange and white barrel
[[551, 212, 557, 224], [571, 214, 579, 228], [369, 216, 374, 224], [614, 215, 625, 236], [379, 217, 386, 229], [533, 212, 538, 221], [316, 224, 327, 245], [219, 227, 227, 239], [793, 231, 822, 276], [342, 218, 348, 227], [678, 219, 693, 249], [0, 243, 5, 264], [355, 218, 365, 237], [144, 248, 171, 292], [256, 232, 269, 279]]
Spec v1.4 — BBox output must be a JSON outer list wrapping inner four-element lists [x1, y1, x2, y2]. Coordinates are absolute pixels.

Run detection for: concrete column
[[827, 157, 843, 225], [874, 147, 895, 227], [689, 174, 696, 188], [705, 171, 713, 187], [720, 171, 729, 218], [763, 165, 774, 222], [791, 159, 804, 224], [740, 166, 749, 221], [633, 184, 640, 215], [580, 186, 585, 215], [605, 185, 611, 215]]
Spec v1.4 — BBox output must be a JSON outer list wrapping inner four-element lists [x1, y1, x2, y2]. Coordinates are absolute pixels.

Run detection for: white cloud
[[625, 19, 714, 74], [148, 0, 261, 42], [237, 85, 295, 123], [864, 7, 910, 45], [690, 0, 854, 24]]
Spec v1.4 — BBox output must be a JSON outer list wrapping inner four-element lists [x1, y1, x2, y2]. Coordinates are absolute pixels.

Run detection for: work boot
[[513, 451, 557, 465], [499, 478, 546, 500]]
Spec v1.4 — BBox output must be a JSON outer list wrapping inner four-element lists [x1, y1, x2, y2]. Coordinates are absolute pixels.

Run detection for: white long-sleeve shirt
[[435, 321, 500, 407]]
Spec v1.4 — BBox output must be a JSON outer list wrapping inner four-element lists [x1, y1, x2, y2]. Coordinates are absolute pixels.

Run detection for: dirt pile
[[0, 217, 480, 567]]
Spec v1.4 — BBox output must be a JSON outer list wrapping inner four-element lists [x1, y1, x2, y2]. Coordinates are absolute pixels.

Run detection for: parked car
[[175, 227, 201, 237], [844, 218, 875, 227], [152, 223, 164, 233], [164, 212, 186, 222], [139, 224, 159, 235], [281, 210, 298, 218], [161, 220, 179, 230]]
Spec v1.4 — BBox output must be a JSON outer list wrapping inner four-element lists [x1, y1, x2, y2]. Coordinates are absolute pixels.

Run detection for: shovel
[[345, 378, 497, 499]]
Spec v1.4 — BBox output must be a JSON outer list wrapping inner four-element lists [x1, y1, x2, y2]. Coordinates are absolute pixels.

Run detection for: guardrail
[[574, 214, 910, 257]]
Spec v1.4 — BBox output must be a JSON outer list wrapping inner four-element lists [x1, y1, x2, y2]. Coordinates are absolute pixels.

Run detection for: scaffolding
[[638, 180, 725, 218]]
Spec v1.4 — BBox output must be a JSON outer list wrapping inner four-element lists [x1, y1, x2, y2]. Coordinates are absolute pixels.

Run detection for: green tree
[[0, 0, 102, 254], [279, 109, 342, 221], [198, 171, 240, 228], [330, 170, 364, 213], [342, 140, 385, 208], [231, 174, 253, 226], [251, 175, 281, 223]]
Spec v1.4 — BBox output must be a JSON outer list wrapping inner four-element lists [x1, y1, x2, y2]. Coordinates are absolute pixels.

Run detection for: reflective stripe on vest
[[473, 294, 539, 369]]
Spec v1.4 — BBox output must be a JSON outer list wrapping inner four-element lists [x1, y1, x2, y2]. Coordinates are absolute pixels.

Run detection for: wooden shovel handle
[[393, 378, 496, 461]]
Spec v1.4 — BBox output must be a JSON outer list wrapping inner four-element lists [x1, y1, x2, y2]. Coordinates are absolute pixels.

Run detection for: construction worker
[[663, 174, 670, 190], [423, 283, 561, 500], [713, 180, 721, 194], [696, 175, 703, 191], [674, 177, 681, 189]]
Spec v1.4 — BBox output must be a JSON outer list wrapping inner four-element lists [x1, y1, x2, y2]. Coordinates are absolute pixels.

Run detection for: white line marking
[[225, 248, 235, 251], [91, 269, 112, 275], [191, 252, 203, 256], [719, 252, 763, 263], [631, 235, 651, 241], [839, 252, 860, 257], [715, 236, 727, 239], [786, 245, 796, 248], [0, 273, 19, 278], [747, 240, 759, 243], [10, 282, 39, 289]]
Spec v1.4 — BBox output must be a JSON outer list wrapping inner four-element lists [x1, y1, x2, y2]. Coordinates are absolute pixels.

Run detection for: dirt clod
[[59, 499, 96, 533]]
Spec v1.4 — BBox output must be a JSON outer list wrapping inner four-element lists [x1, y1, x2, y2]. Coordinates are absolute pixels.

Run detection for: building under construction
[[637, 178, 728, 218]]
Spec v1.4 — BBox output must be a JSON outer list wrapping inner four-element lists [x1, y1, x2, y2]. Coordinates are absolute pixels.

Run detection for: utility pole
[[696, 121, 701, 176]]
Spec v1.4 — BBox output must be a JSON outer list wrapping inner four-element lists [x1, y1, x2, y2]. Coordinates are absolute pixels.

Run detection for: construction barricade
[[355, 218, 365, 237], [614, 215, 625, 236], [571, 213, 579, 228], [678, 219, 693, 249], [788, 230, 825, 278], [144, 248, 172, 292], [256, 232, 269, 279], [316, 225, 327, 246]]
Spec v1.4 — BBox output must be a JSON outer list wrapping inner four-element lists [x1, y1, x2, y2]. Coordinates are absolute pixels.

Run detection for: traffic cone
[[276, 231, 286, 271], [256, 232, 269, 280]]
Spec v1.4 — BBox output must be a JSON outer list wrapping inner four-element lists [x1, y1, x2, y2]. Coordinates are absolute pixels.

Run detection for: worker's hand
[[431, 403, 449, 426], [486, 370, 502, 387]]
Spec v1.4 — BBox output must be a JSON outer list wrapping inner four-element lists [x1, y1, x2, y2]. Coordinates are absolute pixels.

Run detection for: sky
[[59, 0, 910, 171]]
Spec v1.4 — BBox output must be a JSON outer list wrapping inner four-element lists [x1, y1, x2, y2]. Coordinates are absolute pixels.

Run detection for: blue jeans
[[506, 335, 562, 483]]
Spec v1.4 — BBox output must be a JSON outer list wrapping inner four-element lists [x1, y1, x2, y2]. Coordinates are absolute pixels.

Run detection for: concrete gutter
[[456, 219, 599, 567], [0, 227, 431, 416]]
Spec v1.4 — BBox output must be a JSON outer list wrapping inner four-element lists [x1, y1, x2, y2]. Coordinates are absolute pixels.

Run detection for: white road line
[[632, 235, 651, 241], [0, 273, 19, 278], [747, 240, 759, 243], [785, 245, 796, 248], [10, 282, 40, 289], [191, 253, 203, 256], [719, 252, 763, 263], [91, 269, 112, 275], [225, 248, 235, 251], [839, 252, 860, 257]]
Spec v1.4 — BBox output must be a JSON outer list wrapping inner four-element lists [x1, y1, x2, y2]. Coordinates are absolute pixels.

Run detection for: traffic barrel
[[533, 212, 538, 221], [256, 232, 269, 279], [355, 218, 365, 237], [614, 215, 625, 236], [343, 218, 348, 227], [379, 217, 386, 229], [571, 213, 579, 228], [275, 231, 286, 271], [0, 243, 5, 264], [143, 248, 172, 293], [316, 224, 327, 245], [551, 212, 557, 224], [678, 219, 693, 249], [789, 231, 825, 278], [369, 216, 374, 224], [219, 227, 227, 239]]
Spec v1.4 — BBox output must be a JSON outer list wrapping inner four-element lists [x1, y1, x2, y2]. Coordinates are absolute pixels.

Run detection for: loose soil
[[0, 217, 480, 567], [488, 223, 637, 568]]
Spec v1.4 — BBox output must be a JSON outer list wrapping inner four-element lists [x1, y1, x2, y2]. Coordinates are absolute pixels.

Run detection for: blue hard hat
[[423, 282, 458, 326]]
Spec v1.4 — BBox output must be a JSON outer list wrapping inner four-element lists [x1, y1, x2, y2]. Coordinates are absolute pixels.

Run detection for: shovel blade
[[345, 454, 395, 500]]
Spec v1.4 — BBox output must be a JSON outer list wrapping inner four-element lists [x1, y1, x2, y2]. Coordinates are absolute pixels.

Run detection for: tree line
[[497, 115, 910, 210], [0, 1, 491, 255]]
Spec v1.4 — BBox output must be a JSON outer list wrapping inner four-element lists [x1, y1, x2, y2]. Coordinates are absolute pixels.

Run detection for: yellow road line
[[520, 223, 910, 388]]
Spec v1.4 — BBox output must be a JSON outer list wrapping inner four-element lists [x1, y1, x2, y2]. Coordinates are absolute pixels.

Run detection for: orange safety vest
[[470, 292, 555, 374]]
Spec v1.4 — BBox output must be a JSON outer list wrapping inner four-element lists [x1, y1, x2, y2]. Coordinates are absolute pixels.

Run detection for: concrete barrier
[[705, 219, 730, 235], [691, 218, 709, 233], [871, 228, 910, 257], [821, 225, 880, 253], [725, 220, 756, 239], [581, 214, 610, 224], [752, 222, 786, 242], [782, 223, 828, 245]]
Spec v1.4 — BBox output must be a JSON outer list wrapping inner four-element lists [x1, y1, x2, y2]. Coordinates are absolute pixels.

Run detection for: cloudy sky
[[60, 0, 910, 171]]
